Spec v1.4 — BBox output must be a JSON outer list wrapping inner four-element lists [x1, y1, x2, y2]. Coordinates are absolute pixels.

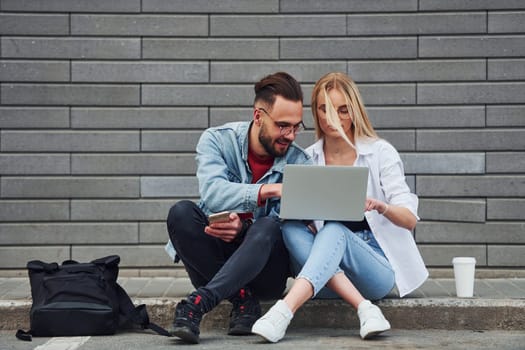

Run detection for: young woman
[[252, 72, 428, 342]]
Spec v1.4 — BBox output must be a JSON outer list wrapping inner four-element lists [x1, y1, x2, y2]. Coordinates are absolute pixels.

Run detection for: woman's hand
[[365, 197, 417, 231], [205, 212, 243, 243], [365, 197, 389, 214]]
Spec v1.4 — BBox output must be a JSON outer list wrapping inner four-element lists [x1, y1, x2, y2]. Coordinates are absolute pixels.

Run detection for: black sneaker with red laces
[[170, 298, 204, 344], [228, 288, 262, 335]]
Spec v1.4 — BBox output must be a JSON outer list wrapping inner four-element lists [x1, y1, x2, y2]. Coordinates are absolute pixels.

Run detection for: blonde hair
[[311, 72, 377, 148]]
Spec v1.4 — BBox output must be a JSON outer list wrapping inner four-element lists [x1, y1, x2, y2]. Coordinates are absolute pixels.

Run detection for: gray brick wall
[[1, 1, 524, 273]]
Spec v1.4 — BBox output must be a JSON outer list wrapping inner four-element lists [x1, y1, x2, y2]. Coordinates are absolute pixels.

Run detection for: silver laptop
[[280, 164, 369, 221]]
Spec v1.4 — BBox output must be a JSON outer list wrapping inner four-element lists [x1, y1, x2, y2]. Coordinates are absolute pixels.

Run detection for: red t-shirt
[[238, 147, 274, 221]]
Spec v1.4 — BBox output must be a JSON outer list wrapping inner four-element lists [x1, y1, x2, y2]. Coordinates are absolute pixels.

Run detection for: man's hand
[[204, 212, 243, 243]]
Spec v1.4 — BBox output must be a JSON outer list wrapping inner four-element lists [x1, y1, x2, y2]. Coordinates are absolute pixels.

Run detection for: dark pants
[[166, 200, 290, 311]]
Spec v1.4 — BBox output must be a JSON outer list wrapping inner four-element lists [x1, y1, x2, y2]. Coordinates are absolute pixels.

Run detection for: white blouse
[[307, 138, 428, 297]]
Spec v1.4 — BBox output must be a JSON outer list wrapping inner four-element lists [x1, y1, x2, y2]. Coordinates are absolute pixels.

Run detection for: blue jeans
[[282, 220, 395, 301]]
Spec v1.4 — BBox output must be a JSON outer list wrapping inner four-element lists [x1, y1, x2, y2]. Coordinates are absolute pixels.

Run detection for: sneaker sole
[[361, 326, 390, 340], [228, 323, 254, 336], [251, 325, 280, 343], [170, 327, 200, 344]]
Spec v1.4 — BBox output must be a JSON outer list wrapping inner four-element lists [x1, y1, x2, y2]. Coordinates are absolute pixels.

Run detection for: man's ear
[[253, 109, 262, 125]]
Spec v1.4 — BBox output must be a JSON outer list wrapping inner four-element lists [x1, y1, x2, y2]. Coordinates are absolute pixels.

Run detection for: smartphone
[[208, 211, 231, 224]]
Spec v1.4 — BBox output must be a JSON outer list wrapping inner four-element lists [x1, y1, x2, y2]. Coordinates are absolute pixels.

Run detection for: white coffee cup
[[452, 257, 476, 298]]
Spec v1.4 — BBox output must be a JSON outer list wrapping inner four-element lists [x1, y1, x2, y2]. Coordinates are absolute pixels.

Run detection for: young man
[[166, 72, 311, 344]]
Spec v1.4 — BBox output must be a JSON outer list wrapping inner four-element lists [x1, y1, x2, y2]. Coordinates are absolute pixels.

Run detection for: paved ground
[[2, 329, 525, 350], [2, 276, 525, 300]]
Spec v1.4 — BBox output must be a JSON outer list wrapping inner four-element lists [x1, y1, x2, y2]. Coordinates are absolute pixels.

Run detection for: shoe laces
[[176, 299, 203, 325], [231, 288, 260, 318]]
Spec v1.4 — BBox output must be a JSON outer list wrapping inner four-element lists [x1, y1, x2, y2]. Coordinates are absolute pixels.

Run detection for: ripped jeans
[[282, 220, 395, 301]]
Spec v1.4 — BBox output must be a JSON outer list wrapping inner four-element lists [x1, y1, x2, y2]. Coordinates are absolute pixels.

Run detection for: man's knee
[[167, 200, 195, 226], [247, 216, 283, 246]]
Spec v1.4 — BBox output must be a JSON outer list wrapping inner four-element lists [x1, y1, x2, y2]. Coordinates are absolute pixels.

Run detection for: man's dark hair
[[254, 72, 303, 108]]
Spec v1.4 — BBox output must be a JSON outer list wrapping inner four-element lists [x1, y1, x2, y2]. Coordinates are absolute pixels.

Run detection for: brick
[[346, 13, 486, 35], [72, 15, 208, 36], [348, 60, 486, 82], [141, 177, 199, 198], [487, 106, 525, 126], [0, 60, 70, 82], [71, 154, 196, 175], [73, 245, 171, 267], [416, 175, 525, 197], [488, 59, 525, 80], [0, 0, 140, 12], [401, 152, 485, 174], [294, 132, 316, 150], [0, 107, 69, 128], [141, 131, 202, 152], [358, 84, 416, 106], [0, 154, 70, 175], [418, 244, 486, 267], [489, 12, 525, 32], [420, 0, 525, 10], [280, 0, 417, 12], [417, 129, 525, 151], [1, 84, 139, 106], [486, 152, 525, 173], [211, 15, 346, 36], [418, 82, 525, 104], [211, 62, 346, 83], [0, 200, 69, 221], [0, 247, 69, 269], [376, 130, 415, 151], [72, 62, 208, 83], [0, 14, 68, 35], [281, 38, 417, 59], [210, 107, 261, 126], [368, 106, 485, 128], [418, 199, 486, 223], [142, 0, 278, 12], [142, 85, 252, 106], [419, 35, 525, 58], [416, 222, 525, 243], [488, 246, 525, 266], [487, 199, 525, 220], [71, 107, 208, 129], [1, 177, 139, 198], [143, 39, 278, 60], [0, 223, 138, 245], [1, 130, 139, 152], [139, 222, 166, 243], [1, 37, 140, 59], [71, 199, 175, 221]]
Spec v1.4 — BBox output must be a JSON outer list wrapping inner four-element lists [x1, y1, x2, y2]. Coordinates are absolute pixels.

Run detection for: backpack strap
[[15, 329, 32, 341], [116, 284, 171, 337]]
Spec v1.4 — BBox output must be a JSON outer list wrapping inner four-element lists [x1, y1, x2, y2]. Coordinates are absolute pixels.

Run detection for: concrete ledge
[[3, 297, 523, 332]]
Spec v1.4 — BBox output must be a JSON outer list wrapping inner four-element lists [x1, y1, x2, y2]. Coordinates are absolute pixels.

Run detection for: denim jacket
[[195, 121, 311, 219], [166, 121, 311, 261]]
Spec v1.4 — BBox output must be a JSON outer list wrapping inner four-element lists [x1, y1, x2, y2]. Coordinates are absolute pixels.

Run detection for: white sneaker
[[251, 299, 293, 343], [357, 300, 391, 339]]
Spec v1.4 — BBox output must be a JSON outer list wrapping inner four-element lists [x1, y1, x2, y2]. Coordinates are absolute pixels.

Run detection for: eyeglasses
[[257, 107, 305, 136], [318, 104, 351, 120]]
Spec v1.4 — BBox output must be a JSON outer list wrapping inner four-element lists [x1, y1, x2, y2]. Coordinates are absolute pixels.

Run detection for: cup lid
[[452, 257, 476, 264]]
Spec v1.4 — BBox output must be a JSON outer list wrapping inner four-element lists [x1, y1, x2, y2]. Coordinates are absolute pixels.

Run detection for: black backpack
[[16, 255, 170, 341]]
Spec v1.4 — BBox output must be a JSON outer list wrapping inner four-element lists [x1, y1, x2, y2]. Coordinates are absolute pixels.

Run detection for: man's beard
[[258, 123, 290, 157]]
